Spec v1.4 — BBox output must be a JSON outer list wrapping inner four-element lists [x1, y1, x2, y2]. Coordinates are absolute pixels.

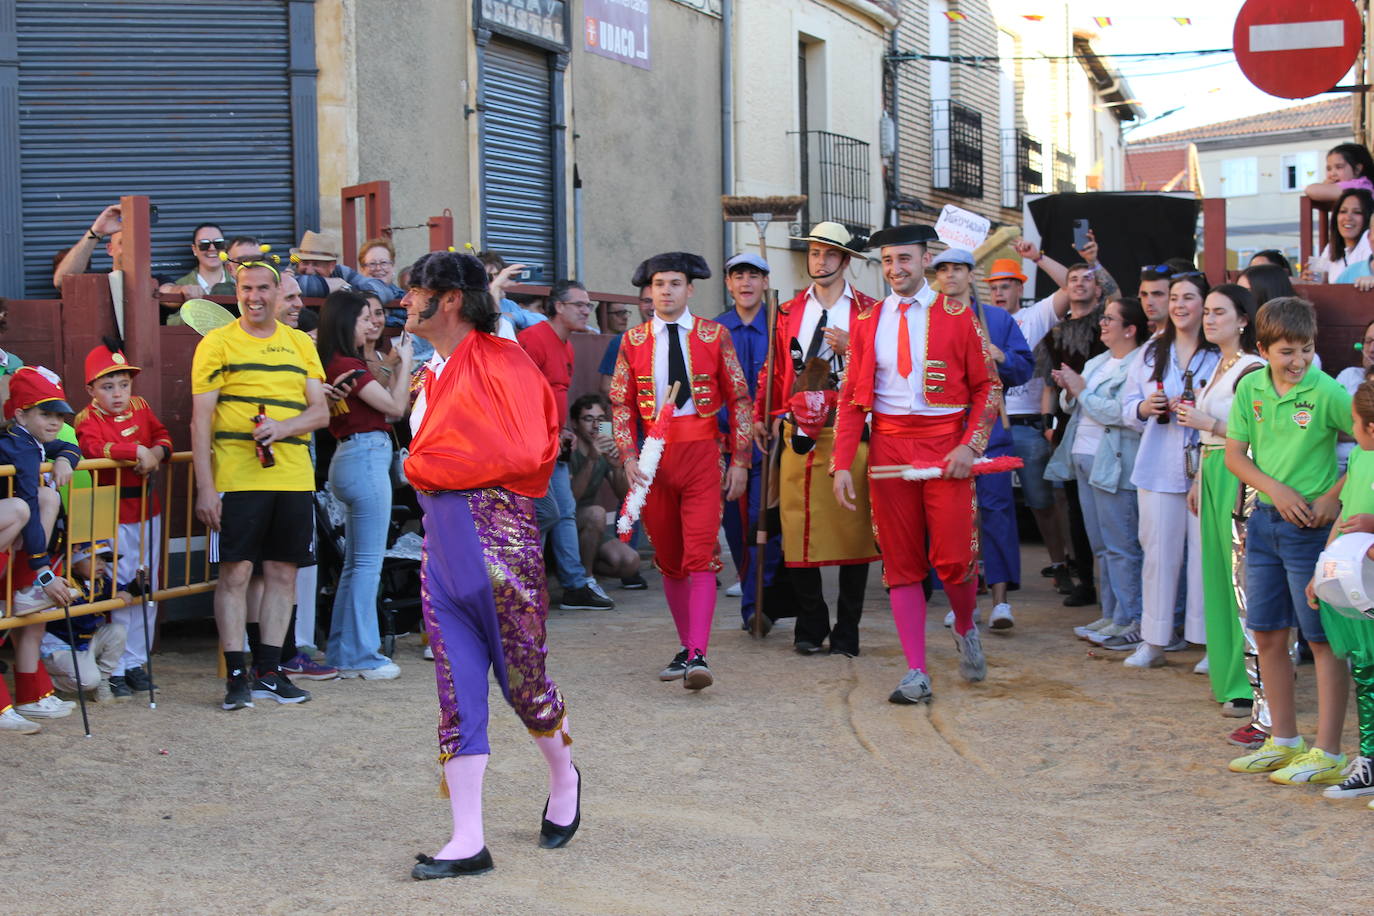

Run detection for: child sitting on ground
[[1226, 297, 1352, 785], [40, 543, 131, 703]]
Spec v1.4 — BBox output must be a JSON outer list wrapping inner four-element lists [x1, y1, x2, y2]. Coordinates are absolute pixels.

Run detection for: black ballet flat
[[410, 848, 494, 880], [538, 765, 582, 849]]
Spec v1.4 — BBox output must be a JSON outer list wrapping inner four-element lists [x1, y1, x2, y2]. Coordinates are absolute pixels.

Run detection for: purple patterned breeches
[[418, 488, 566, 758]]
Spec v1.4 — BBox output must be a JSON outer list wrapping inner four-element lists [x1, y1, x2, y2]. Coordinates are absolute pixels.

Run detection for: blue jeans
[[1011, 422, 1053, 510], [534, 461, 588, 589], [1073, 453, 1142, 626], [1245, 504, 1330, 641], [326, 431, 393, 670]]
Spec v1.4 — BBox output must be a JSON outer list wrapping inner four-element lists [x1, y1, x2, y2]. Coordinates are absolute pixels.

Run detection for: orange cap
[[84, 344, 141, 385], [987, 258, 1028, 283]]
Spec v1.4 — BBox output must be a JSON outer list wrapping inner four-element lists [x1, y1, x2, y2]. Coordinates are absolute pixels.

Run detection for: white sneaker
[[1073, 617, 1112, 640], [1123, 643, 1166, 669], [942, 608, 980, 628], [1193, 654, 1210, 675], [586, 580, 613, 602], [1086, 622, 1128, 645], [0, 707, 40, 734], [13, 694, 74, 718], [423, 645, 434, 661], [989, 603, 1014, 630], [339, 661, 401, 680], [725, 580, 743, 597]]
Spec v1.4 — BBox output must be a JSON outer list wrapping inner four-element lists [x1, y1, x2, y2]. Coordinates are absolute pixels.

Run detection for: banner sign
[[934, 204, 991, 250], [478, 0, 569, 51], [584, 0, 651, 69]]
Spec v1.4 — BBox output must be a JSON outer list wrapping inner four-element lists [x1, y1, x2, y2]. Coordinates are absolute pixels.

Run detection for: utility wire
[[887, 48, 1231, 64]]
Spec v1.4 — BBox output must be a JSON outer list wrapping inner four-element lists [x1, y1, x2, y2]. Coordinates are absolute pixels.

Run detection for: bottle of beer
[[1155, 381, 1169, 424], [253, 404, 276, 468], [1180, 371, 1196, 410]]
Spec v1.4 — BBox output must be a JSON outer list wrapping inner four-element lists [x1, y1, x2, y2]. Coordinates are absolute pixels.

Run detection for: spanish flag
[[1174, 17, 1192, 26], [1094, 16, 1112, 27], [1022, 14, 1045, 21], [945, 11, 967, 21]]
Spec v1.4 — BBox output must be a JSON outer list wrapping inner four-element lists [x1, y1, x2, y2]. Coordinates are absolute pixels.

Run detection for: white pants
[[110, 516, 160, 674], [1136, 488, 1206, 648], [44, 622, 127, 692], [295, 565, 317, 650]]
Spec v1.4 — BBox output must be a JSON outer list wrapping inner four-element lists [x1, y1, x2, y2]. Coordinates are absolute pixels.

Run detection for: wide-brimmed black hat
[[866, 224, 939, 250], [632, 252, 711, 288]]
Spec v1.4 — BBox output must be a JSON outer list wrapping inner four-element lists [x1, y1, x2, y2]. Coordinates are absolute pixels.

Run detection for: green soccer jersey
[[1227, 364, 1352, 503]]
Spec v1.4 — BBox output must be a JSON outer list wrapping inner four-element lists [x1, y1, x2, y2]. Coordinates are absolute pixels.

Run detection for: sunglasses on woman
[[196, 238, 227, 252]]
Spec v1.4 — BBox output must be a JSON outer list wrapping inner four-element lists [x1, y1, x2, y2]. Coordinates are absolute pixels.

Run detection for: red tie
[[897, 301, 913, 378]]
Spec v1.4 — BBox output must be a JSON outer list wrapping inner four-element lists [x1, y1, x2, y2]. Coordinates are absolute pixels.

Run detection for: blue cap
[[724, 251, 770, 274], [931, 248, 976, 268]]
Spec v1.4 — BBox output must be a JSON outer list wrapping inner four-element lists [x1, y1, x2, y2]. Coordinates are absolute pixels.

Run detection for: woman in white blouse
[[1176, 285, 1266, 717], [1306, 188, 1373, 284], [1121, 272, 1221, 669]]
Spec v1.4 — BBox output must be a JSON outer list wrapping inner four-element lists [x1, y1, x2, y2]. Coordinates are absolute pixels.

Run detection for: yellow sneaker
[[1270, 747, 1348, 785], [1228, 736, 1308, 774]]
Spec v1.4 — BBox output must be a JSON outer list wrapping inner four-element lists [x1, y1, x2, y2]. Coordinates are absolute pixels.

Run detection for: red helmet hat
[[4, 365, 74, 419], [84, 341, 141, 385]]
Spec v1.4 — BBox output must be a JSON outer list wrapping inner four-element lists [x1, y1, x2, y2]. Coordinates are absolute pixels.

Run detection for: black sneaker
[[109, 675, 133, 701], [658, 648, 689, 681], [251, 670, 311, 705], [1052, 566, 1076, 596], [1062, 584, 1097, 607], [222, 673, 255, 711], [620, 574, 648, 590], [683, 652, 714, 690], [124, 665, 156, 692], [1323, 756, 1374, 798], [559, 585, 614, 611]]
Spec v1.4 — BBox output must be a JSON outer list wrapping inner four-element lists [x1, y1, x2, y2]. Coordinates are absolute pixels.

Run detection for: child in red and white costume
[[832, 225, 1001, 704], [609, 252, 751, 690]]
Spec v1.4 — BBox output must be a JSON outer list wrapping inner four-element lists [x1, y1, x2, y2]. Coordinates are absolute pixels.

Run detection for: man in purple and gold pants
[[401, 250, 582, 880]]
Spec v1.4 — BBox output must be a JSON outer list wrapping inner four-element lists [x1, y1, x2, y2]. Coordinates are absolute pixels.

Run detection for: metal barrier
[[0, 451, 215, 632]]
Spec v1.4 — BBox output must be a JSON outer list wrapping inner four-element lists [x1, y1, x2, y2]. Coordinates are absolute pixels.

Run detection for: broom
[[720, 195, 806, 639]]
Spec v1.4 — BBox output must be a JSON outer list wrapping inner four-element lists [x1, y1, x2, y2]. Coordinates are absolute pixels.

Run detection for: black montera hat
[[631, 252, 711, 288], [865, 225, 939, 250]]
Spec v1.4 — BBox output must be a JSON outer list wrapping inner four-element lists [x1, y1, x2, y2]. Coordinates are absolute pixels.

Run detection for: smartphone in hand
[[1072, 219, 1091, 251]]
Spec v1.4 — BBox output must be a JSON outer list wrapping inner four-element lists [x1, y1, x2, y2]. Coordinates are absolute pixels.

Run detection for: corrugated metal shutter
[[481, 38, 555, 280], [15, 0, 296, 295]]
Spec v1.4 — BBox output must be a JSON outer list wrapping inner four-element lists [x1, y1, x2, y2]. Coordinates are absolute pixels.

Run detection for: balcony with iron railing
[[1053, 148, 1077, 193], [1001, 129, 1043, 209], [933, 100, 984, 199], [790, 129, 873, 241]]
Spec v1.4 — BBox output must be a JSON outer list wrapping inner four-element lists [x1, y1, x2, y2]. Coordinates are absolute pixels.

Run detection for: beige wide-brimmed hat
[[290, 230, 339, 262], [789, 221, 869, 261]]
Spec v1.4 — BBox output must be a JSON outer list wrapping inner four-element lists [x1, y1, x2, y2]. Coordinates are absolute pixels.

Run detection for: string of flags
[[943, 12, 1192, 27]]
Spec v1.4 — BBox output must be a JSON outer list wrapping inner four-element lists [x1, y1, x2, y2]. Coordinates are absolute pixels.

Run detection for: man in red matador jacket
[[832, 224, 1001, 705], [610, 251, 751, 691], [753, 221, 878, 658]]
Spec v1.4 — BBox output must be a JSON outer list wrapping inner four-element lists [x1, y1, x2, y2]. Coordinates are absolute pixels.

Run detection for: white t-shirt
[[1316, 231, 1372, 283], [1006, 294, 1059, 416]]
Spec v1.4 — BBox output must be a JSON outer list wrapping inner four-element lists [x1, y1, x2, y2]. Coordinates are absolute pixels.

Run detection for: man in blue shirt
[[718, 252, 791, 630], [932, 249, 1033, 630]]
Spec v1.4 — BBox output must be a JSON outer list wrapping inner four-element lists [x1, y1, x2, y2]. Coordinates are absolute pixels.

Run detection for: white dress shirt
[[409, 350, 448, 435], [797, 282, 854, 368], [651, 310, 698, 416], [1005, 293, 1059, 416], [872, 281, 960, 417]]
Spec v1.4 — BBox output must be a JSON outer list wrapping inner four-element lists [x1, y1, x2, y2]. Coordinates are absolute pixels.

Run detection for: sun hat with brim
[[987, 258, 1028, 283], [4, 365, 73, 419], [1313, 532, 1374, 621], [290, 230, 340, 262], [789, 221, 869, 260]]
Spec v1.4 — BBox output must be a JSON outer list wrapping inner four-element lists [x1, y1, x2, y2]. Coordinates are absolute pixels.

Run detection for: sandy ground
[[3, 546, 1369, 914]]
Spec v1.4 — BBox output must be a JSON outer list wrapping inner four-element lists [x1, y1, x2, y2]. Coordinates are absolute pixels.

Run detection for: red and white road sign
[[1233, 0, 1363, 99]]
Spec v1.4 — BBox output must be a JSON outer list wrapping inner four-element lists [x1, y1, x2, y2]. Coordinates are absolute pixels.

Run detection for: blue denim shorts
[[1011, 421, 1053, 510], [1244, 504, 1329, 642]]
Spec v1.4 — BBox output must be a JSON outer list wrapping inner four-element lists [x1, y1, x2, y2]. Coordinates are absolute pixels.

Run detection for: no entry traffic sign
[[1233, 0, 1363, 99]]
